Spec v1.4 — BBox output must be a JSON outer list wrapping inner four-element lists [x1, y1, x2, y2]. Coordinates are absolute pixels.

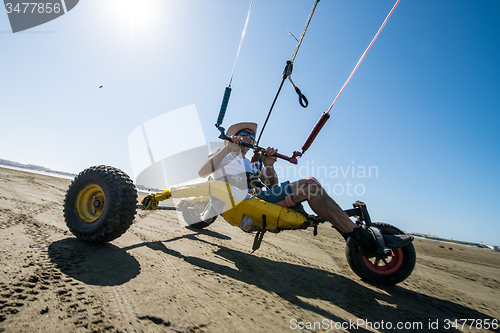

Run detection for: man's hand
[[229, 135, 249, 153], [258, 146, 279, 187], [261, 147, 278, 167]]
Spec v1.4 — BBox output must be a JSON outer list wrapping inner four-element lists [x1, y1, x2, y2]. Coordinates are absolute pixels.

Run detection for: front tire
[[63, 165, 137, 243], [346, 222, 416, 285]]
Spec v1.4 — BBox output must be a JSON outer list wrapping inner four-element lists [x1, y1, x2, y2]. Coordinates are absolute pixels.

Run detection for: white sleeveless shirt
[[210, 151, 253, 180]]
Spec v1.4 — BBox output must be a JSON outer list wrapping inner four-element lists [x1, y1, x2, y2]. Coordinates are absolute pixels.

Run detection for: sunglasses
[[235, 130, 256, 140]]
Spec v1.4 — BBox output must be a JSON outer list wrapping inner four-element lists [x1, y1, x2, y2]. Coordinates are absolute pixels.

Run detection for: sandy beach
[[1, 166, 499, 332]]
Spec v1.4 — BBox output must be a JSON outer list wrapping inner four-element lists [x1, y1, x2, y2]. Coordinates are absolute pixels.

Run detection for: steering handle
[[217, 127, 302, 164], [273, 151, 302, 164]]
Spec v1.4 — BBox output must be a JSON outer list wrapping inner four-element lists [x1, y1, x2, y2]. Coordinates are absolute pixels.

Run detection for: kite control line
[[326, 0, 401, 115], [257, 0, 319, 145], [217, 0, 400, 165], [215, 0, 255, 128], [290, 0, 320, 63], [287, 0, 319, 108], [300, 0, 401, 155]]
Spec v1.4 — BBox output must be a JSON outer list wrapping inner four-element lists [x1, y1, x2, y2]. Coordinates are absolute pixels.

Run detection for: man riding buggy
[[198, 122, 413, 258], [62, 120, 416, 285]]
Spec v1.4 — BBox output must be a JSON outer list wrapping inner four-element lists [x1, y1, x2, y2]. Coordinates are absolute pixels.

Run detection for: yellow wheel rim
[[188, 202, 205, 219], [75, 184, 106, 223]]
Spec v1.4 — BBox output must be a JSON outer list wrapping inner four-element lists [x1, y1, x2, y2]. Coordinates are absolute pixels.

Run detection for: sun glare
[[105, 0, 162, 35]]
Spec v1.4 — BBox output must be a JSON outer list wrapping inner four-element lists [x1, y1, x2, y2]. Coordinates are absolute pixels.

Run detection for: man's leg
[[288, 177, 356, 233], [288, 177, 412, 256]]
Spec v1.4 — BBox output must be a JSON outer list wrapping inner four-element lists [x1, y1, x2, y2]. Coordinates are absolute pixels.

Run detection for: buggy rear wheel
[[64, 165, 137, 243], [182, 201, 216, 229], [346, 222, 416, 285]]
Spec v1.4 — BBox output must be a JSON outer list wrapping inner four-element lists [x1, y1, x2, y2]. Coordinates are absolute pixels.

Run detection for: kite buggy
[[63, 0, 416, 285], [63, 164, 416, 285]]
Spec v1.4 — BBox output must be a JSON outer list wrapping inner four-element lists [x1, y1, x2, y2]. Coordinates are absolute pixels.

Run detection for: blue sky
[[1, 0, 499, 245]]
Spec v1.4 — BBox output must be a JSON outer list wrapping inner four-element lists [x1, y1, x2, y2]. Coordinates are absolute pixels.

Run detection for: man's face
[[235, 129, 256, 145]]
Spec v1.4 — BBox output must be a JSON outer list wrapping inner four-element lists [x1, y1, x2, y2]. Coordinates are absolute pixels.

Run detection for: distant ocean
[[0, 164, 75, 180]]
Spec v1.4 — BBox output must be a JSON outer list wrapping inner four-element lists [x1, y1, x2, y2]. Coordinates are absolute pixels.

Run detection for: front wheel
[[345, 222, 416, 285], [63, 165, 137, 243]]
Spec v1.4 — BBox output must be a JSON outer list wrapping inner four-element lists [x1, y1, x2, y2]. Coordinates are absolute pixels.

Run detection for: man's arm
[[198, 145, 231, 178], [198, 138, 244, 178]]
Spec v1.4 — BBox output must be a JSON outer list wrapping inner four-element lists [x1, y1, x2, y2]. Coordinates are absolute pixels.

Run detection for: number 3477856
[[5, 3, 62, 14]]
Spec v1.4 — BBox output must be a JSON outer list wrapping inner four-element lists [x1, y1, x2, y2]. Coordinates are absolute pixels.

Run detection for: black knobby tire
[[63, 165, 137, 243], [345, 222, 416, 285], [181, 201, 216, 229]]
